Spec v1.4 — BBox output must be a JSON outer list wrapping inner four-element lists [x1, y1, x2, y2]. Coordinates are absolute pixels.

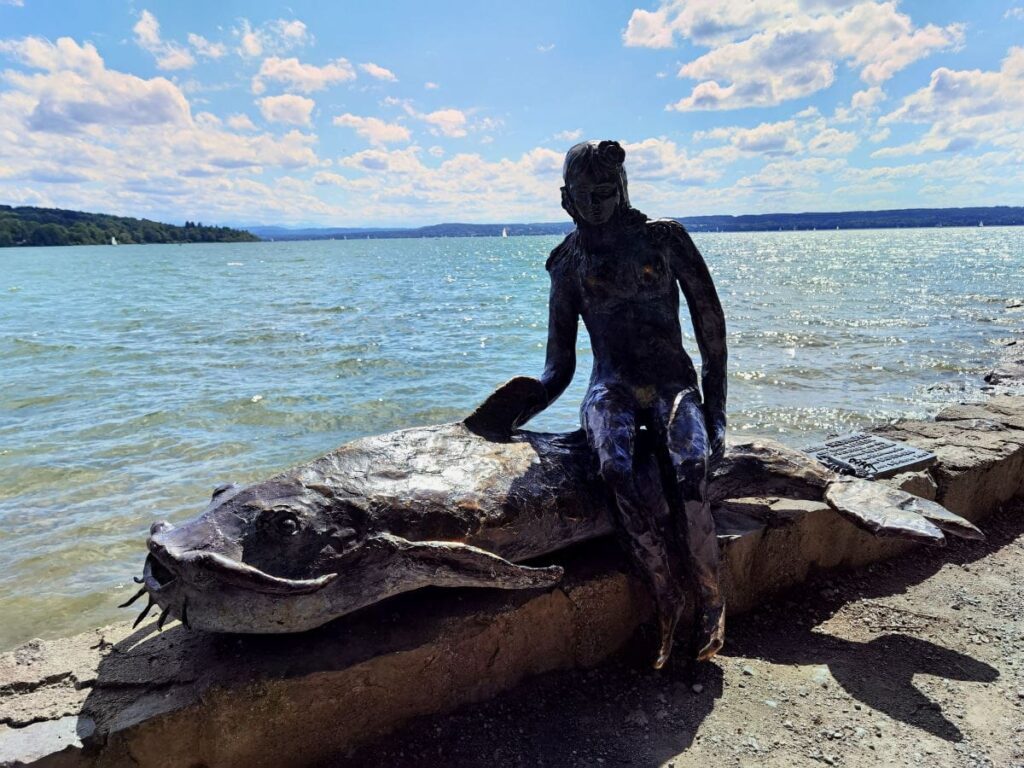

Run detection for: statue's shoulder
[[646, 218, 700, 261], [545, 231, 578, 274], [646, 218, 691, 244]]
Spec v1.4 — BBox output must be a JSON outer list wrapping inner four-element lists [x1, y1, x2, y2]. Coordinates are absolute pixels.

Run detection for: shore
[[342, 498, 1023, 768], [2, 386, 1023, 767]]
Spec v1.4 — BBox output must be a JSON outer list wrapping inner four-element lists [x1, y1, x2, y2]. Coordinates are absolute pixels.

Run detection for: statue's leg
[[663, 389, 725, 662], [583, 386, 684, 669]]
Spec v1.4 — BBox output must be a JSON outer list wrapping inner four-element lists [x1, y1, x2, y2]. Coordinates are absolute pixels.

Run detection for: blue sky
[[0, 0, 1022, 226]]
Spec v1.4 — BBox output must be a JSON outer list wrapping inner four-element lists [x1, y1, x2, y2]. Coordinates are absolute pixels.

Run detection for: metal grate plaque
[[802, 432, 936, 480]]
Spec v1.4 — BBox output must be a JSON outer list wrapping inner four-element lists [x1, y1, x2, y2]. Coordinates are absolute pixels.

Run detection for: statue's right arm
[[538, 269, 579, 409], [463, 244, 577, 437]]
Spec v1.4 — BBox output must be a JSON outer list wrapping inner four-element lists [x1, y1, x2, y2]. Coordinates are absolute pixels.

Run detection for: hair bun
[[597, 140, 625, 168]]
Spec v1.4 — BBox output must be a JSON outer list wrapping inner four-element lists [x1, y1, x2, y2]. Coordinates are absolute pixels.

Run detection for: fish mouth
[[145, 543, 337, 596]]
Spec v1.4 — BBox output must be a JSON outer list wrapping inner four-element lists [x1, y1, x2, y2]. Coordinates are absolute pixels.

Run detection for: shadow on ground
[[335, 501, 1021, 767]]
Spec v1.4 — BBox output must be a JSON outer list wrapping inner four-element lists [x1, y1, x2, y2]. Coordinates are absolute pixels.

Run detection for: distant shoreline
[[249, 205, 1024, 242], [3, 205, 1022, 247]]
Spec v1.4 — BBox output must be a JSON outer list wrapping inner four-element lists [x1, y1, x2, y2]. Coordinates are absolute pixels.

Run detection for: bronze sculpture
[[468, 140, 727, 667], [125, 140, 984, 669], [129, 426, 980, 636]]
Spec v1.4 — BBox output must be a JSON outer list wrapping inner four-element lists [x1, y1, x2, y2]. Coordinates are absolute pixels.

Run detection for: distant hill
[[0, 205, 259, 248], [247, 222, 571, 240], [250, 206, 1024, 241]]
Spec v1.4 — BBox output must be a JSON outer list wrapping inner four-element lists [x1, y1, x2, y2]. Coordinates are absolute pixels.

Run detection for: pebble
[[742, 665, 756, 676], [625, 709, 649, 728], [811, 668, 832, 688]]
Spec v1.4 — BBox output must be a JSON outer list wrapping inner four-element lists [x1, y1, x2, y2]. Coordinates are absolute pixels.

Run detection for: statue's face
[[567, 166, 620, 225]]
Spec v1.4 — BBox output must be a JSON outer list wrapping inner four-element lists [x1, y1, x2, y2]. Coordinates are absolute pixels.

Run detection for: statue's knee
[[598, 456, 633, 489], [674, 455, 707, 485]]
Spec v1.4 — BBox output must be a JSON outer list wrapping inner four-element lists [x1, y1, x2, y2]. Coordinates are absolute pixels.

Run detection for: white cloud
[[227, 113, 257, 131], [187, 33, 226, 60], [876, 46, 1024, 156], [735, 156, 846, 192], [622, 137, 720, 185], [695, 120, 803, 155], [252, 56, 356, 94], [869, 126, 891, 143], [423, 109, 467, 137], [257, 94, 315, 126], [832, 86, 887, 123], [401, 105, 468, 137], [0, 36, 192, 132], [359, 62, 397, 82], [851, 86, 886, 113], [537, 43, 556, 53], [0, 35, 330, 223], [333, 113, 410, 145], [808, 127, 859, 154], [625, 0, 792, 48], [133, 10, 196, 71], [1005, 7, 1024, 20], [1, 0, 25, 6], [321, 145, 571, 221], [634, 1, 963, 111], [553, 129, 583, 142], [133, 10, 161, 48], [424, 81, 439, 90], [234, 19, 310, 58], [238, 21, 262, 57], [428, 145, 445, 157], [339, 146, 426, 174]]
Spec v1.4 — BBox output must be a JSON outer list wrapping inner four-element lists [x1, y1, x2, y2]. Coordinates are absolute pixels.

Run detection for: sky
[[0, 0, 1022, 227]]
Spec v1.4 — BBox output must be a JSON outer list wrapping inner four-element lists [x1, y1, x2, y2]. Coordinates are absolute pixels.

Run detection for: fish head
[[141, 479, 390, 634]]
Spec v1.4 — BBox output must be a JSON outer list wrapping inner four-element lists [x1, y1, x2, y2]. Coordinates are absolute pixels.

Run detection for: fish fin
[[370, 533, 563, 590], [898, 496, 985, 541], [825, 477, 947, 546], [463, 376, 548, 440]]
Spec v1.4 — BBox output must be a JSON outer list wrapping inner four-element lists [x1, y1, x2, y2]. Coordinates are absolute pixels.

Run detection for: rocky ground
[[338, 497, 1024, 768]]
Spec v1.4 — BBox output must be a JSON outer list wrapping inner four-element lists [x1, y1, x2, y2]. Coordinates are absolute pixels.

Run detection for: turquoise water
[[1, 228, 1022, 649]]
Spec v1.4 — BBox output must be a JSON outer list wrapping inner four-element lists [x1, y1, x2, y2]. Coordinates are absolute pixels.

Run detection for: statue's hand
[[463, 377, 548, 439], [706, 409, 727, 466]]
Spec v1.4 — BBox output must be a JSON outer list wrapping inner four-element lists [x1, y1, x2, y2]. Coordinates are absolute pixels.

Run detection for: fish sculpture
[[123, 420, 982, 634]]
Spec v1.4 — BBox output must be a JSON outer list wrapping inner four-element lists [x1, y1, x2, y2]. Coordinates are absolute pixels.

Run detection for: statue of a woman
[[469, 140, 727, 668]]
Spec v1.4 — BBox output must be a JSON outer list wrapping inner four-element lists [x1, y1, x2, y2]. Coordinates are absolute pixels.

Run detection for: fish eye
[[275, 514, 300, 537], [258, 509, 302, 537]]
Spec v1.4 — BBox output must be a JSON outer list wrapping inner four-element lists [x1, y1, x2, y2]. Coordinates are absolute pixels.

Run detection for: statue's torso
[[567, 227, 698, 392]]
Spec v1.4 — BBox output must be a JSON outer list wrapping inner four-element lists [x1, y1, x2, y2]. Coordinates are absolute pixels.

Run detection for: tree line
[[0, 205, 259, 247]]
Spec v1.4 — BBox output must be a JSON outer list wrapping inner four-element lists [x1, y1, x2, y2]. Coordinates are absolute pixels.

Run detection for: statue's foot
[[695, 602, 726, 662], [653, 612, 678, 670], [652, 593, 686, 670]]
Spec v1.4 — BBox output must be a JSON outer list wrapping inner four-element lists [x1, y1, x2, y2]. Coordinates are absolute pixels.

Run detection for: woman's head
[[561, 140, 631, 226]]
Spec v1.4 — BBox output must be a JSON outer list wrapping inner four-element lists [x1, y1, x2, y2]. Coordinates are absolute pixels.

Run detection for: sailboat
[[110, 236, 118, 246], [501, 227, 509, 238]]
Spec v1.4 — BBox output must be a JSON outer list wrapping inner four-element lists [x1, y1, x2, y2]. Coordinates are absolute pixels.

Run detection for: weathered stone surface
[[875, 395, 1024, 517], [984, 334, 1024, 386], [2, 395, 1023, 768], [883, 470, 938, 501]]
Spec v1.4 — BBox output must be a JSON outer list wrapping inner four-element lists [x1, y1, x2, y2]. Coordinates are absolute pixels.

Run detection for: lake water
[[1, 227, 1022, 650]]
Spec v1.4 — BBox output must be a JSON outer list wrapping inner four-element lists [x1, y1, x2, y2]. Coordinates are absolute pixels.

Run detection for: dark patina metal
[[132, 427, 980, 640], [469, 140, 727, 666], [126, 141, 984, 669]]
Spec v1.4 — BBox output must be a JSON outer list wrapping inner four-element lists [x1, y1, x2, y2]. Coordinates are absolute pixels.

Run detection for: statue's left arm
[[664, 222, 728, 461]]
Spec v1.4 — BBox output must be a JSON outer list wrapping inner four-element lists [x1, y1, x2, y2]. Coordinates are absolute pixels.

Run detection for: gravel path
[[339, 498, 1024, 768]]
